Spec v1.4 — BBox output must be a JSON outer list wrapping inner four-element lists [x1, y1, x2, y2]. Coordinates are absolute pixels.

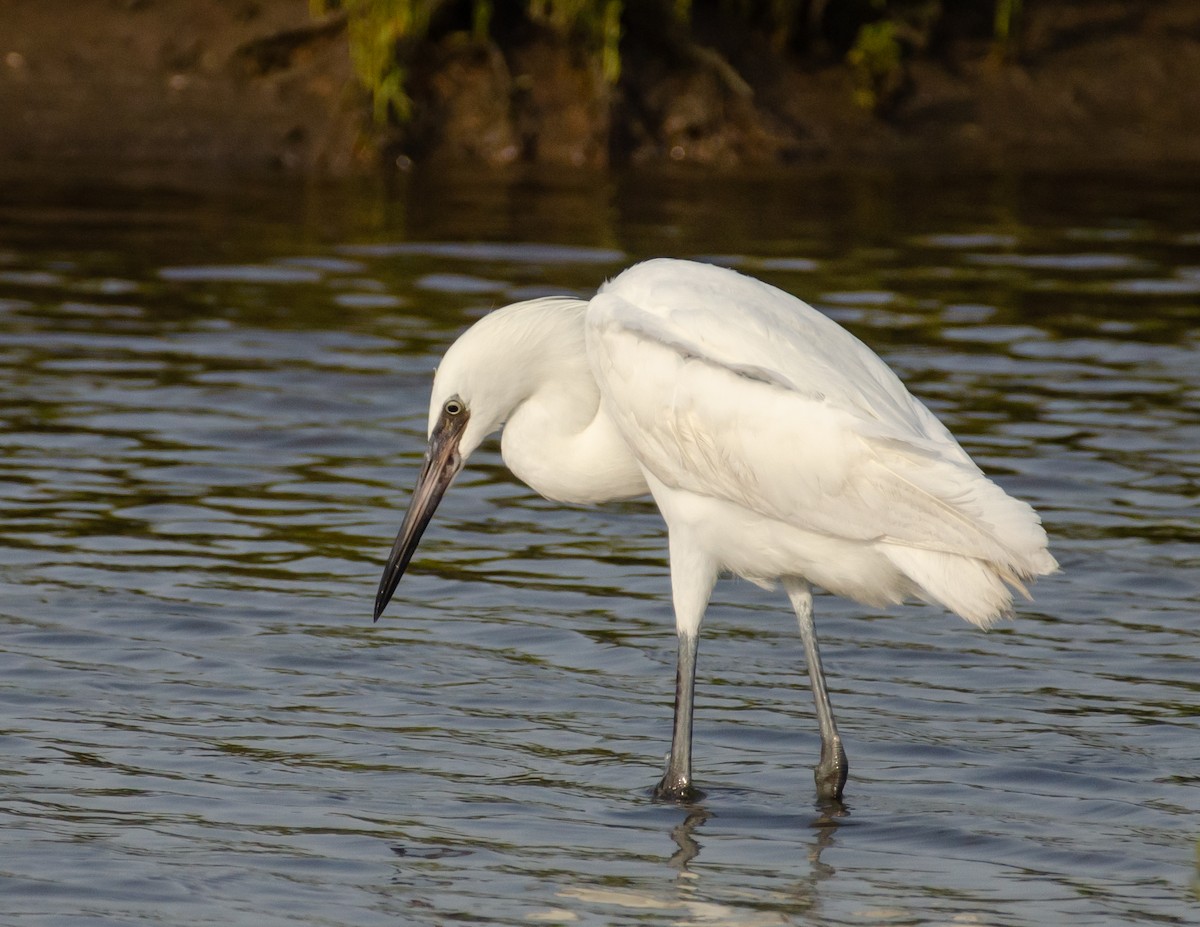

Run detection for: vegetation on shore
[[4, 0, 1195, 179], [314, 0, 1024, 126]]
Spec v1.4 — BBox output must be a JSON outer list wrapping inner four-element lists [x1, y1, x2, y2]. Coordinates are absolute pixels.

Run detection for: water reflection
[[566, 798, 852, 925], [666, 804, 710, 872], [0, 169, 1198, 926]]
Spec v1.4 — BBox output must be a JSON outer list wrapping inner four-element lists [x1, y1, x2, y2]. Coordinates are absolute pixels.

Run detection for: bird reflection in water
[[662, 796, 846, 923]]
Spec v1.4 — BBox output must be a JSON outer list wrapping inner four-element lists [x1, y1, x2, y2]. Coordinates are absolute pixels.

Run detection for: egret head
[[373, 298, 588, 621], [425, 316, 535, 461], [371, 332, 500, 624]]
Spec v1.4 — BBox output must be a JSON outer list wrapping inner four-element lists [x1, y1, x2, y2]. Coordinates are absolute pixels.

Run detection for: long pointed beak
[[374, 407, 469, 622]]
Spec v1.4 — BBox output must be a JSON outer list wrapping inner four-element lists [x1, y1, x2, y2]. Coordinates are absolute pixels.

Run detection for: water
[[1, 169, 1198, 926]]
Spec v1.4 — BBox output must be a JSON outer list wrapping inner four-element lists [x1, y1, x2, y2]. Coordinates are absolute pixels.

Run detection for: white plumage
[[375, 257, 1057, 801]]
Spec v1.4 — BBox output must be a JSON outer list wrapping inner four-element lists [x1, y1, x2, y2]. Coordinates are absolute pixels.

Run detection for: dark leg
[[655, 629, 700, 800], [785, 578, 848, 800], [654, 530, 715, 801]]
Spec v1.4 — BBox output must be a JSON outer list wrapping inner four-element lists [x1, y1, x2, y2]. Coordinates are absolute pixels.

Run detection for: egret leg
[[785, 578, 848, 800], [655, 531, 715, 802], [655, 629, 699, 800]]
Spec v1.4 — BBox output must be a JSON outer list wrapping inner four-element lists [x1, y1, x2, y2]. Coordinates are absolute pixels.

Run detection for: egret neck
[[432, 297, 648, 506]]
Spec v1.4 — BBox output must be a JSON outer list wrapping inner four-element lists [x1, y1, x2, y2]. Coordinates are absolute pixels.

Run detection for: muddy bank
[[2, 0, 1199, 183], [0, 1, 362, 184]]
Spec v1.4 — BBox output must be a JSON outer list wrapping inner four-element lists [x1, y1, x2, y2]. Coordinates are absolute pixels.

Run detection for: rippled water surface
[[1, 171, 1198, 926]]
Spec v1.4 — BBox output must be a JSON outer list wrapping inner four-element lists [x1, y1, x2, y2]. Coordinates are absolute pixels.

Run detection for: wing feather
[[586, 260, 1054, 587]]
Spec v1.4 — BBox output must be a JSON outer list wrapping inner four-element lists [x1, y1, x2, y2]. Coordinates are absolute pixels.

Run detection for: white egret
[[375, 258, 1057, 801]]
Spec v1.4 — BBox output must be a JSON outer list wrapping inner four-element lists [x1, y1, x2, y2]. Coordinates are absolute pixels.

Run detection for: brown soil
[[2, 0, 1198, 183], [0, 0, 363, 184]]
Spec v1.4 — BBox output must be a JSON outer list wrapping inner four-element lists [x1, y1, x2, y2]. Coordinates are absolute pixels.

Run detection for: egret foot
[[814, 737, 848, 800], [653, 772, 703, 803]]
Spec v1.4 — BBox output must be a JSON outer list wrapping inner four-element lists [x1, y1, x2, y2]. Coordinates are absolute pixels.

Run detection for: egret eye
[[444, 398, 465, 416]]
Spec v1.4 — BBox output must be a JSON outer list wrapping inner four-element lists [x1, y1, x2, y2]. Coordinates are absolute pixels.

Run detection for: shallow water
[[1, 169, 1198, 926]]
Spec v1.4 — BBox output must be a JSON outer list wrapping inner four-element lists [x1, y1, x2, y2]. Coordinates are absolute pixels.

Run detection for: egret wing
[[586, 261, 1050, 574], [592, 259, 971, 457]]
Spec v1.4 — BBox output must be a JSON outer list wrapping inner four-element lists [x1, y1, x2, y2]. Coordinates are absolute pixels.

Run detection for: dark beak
[[374, 407, 469, 622]]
